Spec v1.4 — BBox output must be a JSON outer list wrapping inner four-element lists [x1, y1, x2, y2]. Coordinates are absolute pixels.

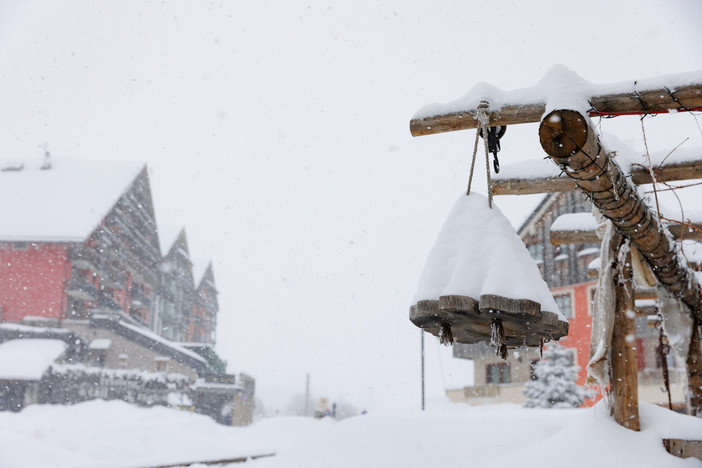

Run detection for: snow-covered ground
[[0, 399, 700, 468]]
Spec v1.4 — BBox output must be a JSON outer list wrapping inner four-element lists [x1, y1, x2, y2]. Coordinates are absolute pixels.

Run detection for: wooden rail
[[410, 84, 702, 136], [493, 157, 702, 196]]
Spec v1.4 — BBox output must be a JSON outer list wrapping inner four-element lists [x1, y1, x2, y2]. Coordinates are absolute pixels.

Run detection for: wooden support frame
[[410, 84, 702, 137], [550, 221, 702, 244], [493, 158, 702, 196], [539, 108, 702, 416], [610, 244, 640, 430]]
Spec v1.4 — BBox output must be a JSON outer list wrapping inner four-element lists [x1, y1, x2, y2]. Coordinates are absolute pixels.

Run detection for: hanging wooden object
[[409, 193, 569, 352]]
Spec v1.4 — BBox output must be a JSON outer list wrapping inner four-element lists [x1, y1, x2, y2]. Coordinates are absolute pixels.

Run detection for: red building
[[0, 158, 219, 346]]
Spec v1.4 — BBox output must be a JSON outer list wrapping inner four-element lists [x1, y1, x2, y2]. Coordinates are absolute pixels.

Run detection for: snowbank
[[1, 398, 700, 468]]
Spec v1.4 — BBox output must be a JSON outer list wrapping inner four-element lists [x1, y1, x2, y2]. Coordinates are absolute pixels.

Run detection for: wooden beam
[[493, 157, 702, 196], [493, 175, 575, 195], [539, 109, 702, 321], [410, 83, 702, 136], [664, 439, 702, 461], [550, 221, 702, 244], [539, 108, 702, 416]]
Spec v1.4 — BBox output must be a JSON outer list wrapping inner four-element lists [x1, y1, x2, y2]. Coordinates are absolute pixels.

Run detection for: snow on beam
[[493, 157, 702, 196], [410, 83, 702, 137], [550, 213, 702, 244]]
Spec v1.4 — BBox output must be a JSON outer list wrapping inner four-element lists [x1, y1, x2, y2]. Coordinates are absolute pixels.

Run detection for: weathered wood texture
[[493, 175, 576, 195], [409, 293, 568, 349], [493, 158, 702, 196], [538, 109, 702, 323], [539, 108, 702, 416], [688, 322, 702, 416], [610, 247, 640, 431], [663, 439, 702, 461], [550, 221, 702, 245], [410, 84, 702, 136]]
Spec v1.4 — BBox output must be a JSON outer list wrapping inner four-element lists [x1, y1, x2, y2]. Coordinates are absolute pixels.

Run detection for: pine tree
[[523, 344, 589, 408]]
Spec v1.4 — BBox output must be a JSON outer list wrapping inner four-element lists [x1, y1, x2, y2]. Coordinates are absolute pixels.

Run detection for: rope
[[472, 101, 493, 208], [466, 121, 481, 196]]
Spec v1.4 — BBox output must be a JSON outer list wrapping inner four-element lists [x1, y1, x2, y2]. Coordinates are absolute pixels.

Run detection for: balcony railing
[[130, 288, 151, 308], [69, 245, 101, 271], [65, 277, 98, 302]]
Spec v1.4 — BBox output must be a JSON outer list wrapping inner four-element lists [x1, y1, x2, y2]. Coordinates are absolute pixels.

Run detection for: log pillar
[[688, 321, 702, 416], [610, 245, 640, 430], [539, 109, 702, 416]]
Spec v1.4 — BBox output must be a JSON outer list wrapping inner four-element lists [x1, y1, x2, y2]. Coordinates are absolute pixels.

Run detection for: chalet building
[[450, 191, 685, 407], [0, 158, 219, 347], [155, 230, 218, 345]]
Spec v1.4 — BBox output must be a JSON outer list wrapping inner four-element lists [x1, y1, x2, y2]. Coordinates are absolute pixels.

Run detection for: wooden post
[[538, 110, 702, 321], [610, 244, 640, 430], [688, 320, 702, 416], [538, 109, 702, 416]]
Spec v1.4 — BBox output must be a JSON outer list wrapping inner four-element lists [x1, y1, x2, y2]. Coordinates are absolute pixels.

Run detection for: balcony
[[69, 245, 101, 271], [130, 288, 151, 308], [65, 277, 98, 301]]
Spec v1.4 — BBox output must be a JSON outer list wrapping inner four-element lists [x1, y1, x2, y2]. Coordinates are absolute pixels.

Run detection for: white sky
[[0, 0, 701, 412]]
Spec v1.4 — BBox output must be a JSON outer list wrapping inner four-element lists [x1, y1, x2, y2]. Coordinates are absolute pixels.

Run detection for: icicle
[[490, 320, 507, 360], [438, 323, 454, 346]]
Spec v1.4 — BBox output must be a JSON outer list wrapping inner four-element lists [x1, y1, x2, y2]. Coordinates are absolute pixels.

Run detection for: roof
[[90, 310, 207, 370], [0, 339, 67, 380], [0, 157, 145, 242]]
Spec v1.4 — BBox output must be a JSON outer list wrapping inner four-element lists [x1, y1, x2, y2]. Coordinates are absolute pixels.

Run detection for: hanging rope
[[466, 118, 481, 196], [467, 101, 494, 208]]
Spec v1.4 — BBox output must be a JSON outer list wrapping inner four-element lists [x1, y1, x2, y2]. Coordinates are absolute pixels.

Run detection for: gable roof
[[0, 339, 67, 381], [0, 157, 145, 242]]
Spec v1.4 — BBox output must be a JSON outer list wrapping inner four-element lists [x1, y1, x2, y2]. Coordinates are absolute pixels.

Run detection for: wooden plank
[[663, 439, 702, 461], [493, 157, 702, 196], [610, 246, 640, 431], [410, 83, 702, 136], [492, 176, 575, 195], [550, 221, 702, 244], [631, 158, 702, 184]]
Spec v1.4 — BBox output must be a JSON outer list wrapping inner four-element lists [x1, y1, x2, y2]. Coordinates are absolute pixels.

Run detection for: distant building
[[451, 191, 685, 407], [0, 158, 218, 346], [0, 158, 252, 422]]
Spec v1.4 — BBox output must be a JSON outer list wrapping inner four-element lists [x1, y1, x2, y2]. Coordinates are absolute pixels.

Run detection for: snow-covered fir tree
[[523, 344, 589, 408]]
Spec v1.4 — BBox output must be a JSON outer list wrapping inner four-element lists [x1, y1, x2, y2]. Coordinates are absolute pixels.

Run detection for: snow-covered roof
[[88, 338, 112, 350], [192, 259, 211, 286], [0, 157, 145, 242], [0, 339, 67, 380]]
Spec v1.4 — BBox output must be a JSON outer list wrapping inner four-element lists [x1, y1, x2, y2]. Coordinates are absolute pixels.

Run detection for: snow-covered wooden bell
[[409, 193, 568, 356]]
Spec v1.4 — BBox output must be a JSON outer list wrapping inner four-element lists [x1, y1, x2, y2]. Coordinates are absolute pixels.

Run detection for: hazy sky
[[0, 0, 701, 412]]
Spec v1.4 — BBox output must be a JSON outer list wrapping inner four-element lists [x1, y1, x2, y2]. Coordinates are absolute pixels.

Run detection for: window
[[553, 292, 573, 319], [486, 362, 510, 384], [154, 357, 170, 372], [118, 354, 128, 368], [528, 244, 544, 263], [12, 242, 29, 251]]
